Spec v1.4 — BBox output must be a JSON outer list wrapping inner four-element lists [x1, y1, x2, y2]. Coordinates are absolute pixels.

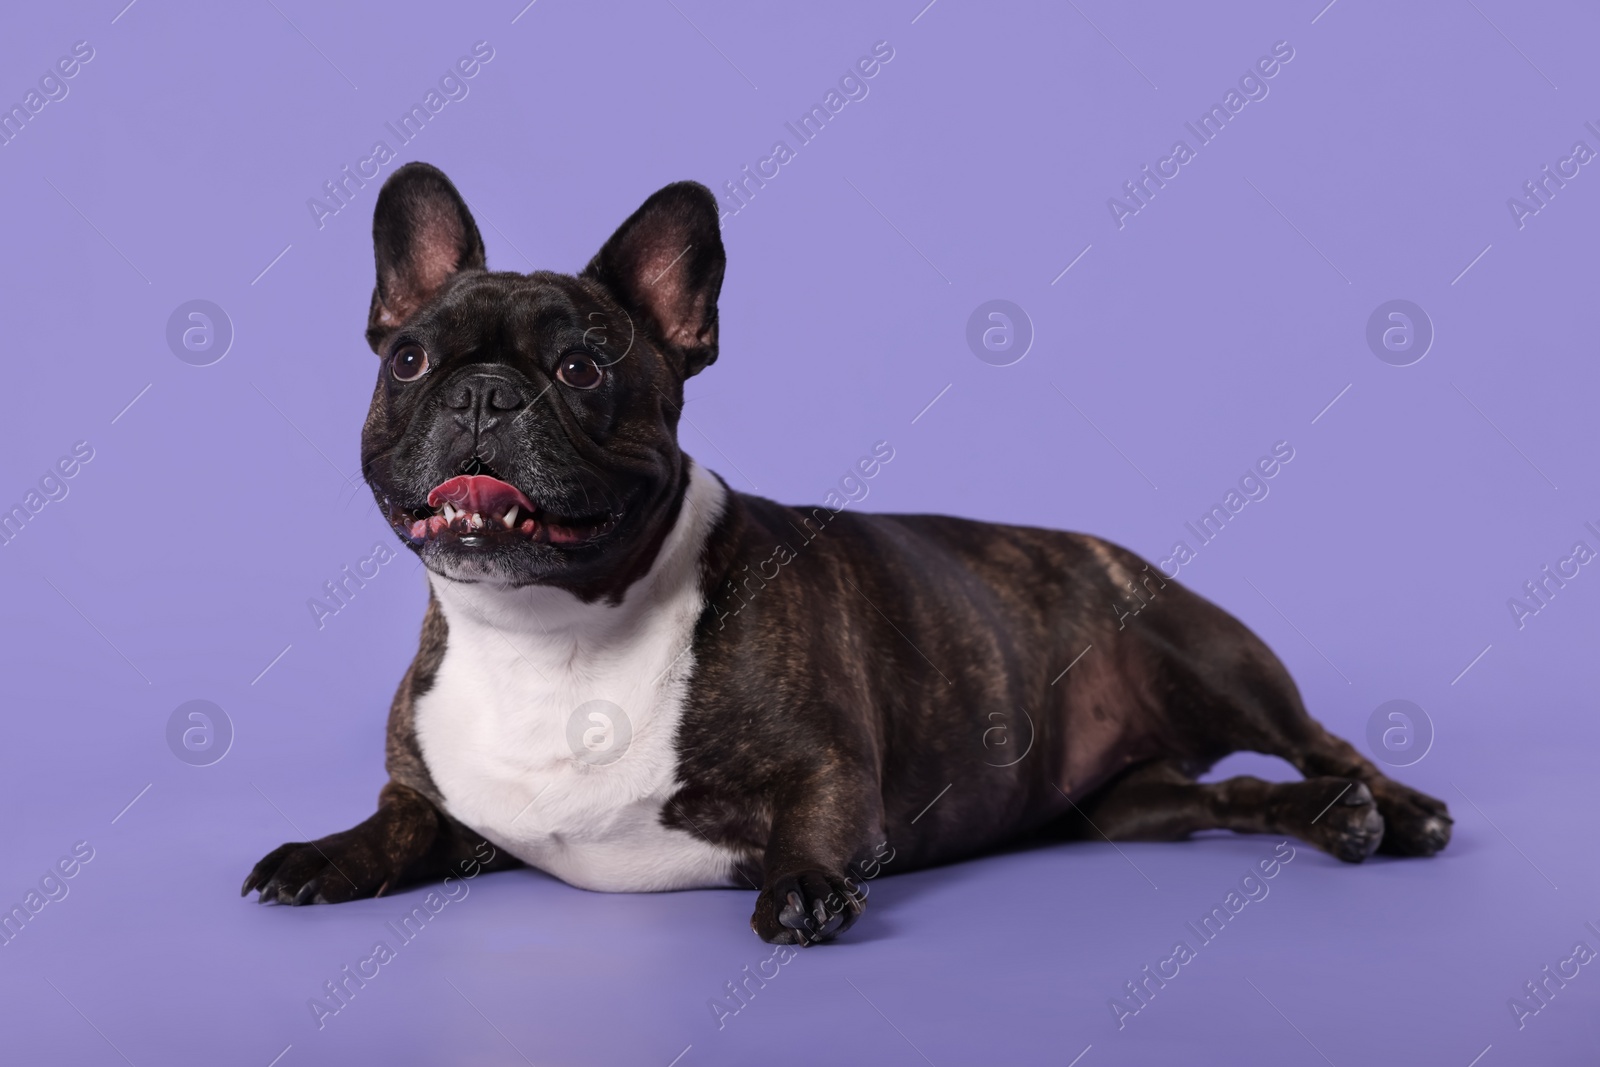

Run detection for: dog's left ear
[[366, 162, 486, 351], [583, 182, 725, 379]]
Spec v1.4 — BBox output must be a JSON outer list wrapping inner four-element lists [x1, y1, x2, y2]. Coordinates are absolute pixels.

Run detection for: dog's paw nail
[[779, 892, 810, 930], [1342, 783, 1373, 806]]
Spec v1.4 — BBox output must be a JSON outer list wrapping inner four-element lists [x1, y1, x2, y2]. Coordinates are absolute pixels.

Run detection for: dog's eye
[[390, 343, 429, 382], [557, 352, 603, 390]]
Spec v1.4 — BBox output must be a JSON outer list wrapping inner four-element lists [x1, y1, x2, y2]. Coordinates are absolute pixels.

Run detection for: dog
[[243, 162, 1451, 944]]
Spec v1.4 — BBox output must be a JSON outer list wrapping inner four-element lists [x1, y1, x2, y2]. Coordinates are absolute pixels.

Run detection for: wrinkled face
[[364, 273, 666, 588], [358, 165, 725, 595]]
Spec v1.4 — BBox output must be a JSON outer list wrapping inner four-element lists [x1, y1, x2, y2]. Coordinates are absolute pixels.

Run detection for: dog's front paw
[[751, 870, 865, 945], [242, 831, 399, 905]]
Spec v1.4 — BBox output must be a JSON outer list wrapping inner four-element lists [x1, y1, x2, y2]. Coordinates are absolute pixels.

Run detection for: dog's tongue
[[427, 475, 536, 515]]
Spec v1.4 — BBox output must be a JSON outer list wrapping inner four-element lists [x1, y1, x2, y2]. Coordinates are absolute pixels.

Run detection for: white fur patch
[[413, 461, 740, 892]]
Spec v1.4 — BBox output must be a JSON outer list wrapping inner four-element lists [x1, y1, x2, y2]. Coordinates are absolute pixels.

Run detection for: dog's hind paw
[[1372, 781, 1452, 857], [1297, 779, 1384, 863]]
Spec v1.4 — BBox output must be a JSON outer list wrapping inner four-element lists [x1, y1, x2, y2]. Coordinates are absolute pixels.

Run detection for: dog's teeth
[[469, 512, 484, 529], [442, 503, 457, 523], [503, 505, 519, 529]]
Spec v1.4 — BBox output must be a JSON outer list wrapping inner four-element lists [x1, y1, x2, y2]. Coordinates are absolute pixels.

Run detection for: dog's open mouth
[[402, 474, 621, 546]]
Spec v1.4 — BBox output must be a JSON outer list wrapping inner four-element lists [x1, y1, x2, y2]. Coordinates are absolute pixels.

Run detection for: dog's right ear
[[366, 163, 486, 352]]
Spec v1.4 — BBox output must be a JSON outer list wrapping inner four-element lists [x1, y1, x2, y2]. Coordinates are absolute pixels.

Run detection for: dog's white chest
[[412, 465, 738, 892]]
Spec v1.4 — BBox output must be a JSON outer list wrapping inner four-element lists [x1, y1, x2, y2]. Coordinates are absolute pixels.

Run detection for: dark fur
[[244, 164, 1450, 943]]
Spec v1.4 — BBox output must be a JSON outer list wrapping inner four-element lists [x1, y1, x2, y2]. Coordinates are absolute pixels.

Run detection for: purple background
[[2, 1, 1597, 1063]]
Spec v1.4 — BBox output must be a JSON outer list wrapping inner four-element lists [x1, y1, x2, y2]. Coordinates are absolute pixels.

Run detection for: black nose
[[446, 371, 527, 429]]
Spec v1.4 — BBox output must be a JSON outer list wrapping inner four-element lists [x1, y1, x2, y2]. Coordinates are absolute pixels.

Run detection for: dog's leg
[[1178, 639, 1453, 857], [242, 781, 519, 904], [748, 770, 882, 946], [1276, 726, 1452, 857], [1063, 762, 1385, 863], [1133, 582, 1454, 859]]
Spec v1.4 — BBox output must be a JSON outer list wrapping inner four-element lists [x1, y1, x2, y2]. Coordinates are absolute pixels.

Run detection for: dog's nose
[[446, 372, 527, 427]]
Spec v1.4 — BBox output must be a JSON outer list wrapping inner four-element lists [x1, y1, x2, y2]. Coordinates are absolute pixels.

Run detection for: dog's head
[[359, 163, 725, 597]]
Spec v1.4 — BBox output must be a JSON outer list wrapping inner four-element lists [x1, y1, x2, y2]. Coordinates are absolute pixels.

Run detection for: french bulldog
[[243, 162, 1451, 944]]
